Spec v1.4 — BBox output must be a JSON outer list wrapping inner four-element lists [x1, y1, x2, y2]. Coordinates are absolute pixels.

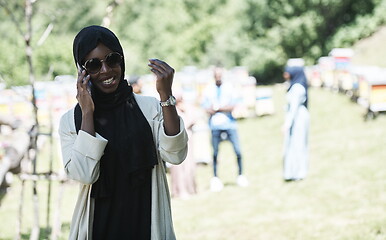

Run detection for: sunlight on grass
[[172, 85, 386, 240], [0, 85, 385, 240]]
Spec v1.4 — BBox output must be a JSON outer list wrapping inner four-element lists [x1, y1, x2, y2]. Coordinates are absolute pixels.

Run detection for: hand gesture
[[76, 69, 94, 113], [148, 59, 174, 99]]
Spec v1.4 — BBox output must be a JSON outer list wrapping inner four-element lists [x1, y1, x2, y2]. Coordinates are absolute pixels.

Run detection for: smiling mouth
[[102, 77, 114, 85]]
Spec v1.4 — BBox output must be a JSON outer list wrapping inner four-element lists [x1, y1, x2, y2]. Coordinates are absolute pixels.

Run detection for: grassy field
[[0, 85, 385, 240]]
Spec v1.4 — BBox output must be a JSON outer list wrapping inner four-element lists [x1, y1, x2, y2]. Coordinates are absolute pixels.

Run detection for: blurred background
[[0, 0, 385, 239]]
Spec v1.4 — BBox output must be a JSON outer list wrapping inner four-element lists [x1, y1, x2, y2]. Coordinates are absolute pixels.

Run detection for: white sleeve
[[58, 112, 108, 185], [158, 116, 189, 165]]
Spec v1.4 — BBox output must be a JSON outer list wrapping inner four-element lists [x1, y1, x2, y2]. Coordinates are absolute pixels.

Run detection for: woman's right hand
[[76, 69, 94, 114]]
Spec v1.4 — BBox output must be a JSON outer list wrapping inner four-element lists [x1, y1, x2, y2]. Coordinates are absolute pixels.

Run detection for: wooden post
[[46, 105, 54, 237], [50, 180, 65, 240], [15, 179, 25, 240], [24, 0, 40, 239]]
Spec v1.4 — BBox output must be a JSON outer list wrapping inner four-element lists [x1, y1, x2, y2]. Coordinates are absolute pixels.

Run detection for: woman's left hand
[[148, 59, 174, 100], [148, 58, 180, 136]]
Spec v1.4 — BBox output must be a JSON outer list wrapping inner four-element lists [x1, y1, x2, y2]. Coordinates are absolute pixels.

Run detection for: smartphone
[[77, 63, 93, 93], [77, 63, 86, 76], [87, 80, 93, 90]]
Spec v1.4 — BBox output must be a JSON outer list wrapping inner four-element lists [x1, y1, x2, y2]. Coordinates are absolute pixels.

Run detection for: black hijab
[[285, 66, 309, 108], [73, 25, 157, 238], [72, 25, 158, 197]]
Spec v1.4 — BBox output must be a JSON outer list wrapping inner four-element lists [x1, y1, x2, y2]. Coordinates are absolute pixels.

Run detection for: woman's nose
[[99, 61, 112, 73]]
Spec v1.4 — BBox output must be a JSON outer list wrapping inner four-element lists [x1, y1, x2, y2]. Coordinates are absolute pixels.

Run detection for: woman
[[169, 94, 197, 199], [282, 65, 310, 182], [58, 25, 188, 240]]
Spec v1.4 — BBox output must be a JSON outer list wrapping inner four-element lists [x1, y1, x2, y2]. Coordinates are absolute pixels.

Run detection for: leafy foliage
[[0, 0, 384, 86]]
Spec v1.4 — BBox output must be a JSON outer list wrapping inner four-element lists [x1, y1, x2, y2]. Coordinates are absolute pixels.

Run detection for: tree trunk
[[102, 0, 123, 28], [25, 0, 40, 239]]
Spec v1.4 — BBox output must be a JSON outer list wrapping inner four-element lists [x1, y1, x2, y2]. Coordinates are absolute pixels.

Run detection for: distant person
[[128, 75, 143, 94], [169, 93, 197, 199], [282, 63, 310, 182], [58, 25, 188, 240], [202, 67, 248, 192]]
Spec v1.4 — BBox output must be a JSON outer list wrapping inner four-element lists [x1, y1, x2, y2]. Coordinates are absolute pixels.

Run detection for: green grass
[[1, 85, 385, 240]]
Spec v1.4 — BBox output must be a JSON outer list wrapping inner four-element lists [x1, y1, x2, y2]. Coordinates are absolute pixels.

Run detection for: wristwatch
[[160, 95, 177, 107]]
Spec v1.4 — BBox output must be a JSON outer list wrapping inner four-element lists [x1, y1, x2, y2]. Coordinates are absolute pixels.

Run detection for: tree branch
[[102, 0, 123, 28], [0, 0, 25, 38], [37, 23, 54, 46]]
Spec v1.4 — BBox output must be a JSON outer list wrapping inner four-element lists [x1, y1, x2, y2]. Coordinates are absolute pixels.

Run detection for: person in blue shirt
[[202, 67, 248, 191]]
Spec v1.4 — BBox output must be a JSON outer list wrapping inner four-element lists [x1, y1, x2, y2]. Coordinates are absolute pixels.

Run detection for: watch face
[[160, 95, 177, 107], [170, 96, 177, 105]]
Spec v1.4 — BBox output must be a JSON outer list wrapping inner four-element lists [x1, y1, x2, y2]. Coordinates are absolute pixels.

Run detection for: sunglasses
[[82, 52, 123, 74]]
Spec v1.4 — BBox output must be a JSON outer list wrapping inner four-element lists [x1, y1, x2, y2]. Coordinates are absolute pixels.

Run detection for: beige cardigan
[[58, 94, 188, 240]]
